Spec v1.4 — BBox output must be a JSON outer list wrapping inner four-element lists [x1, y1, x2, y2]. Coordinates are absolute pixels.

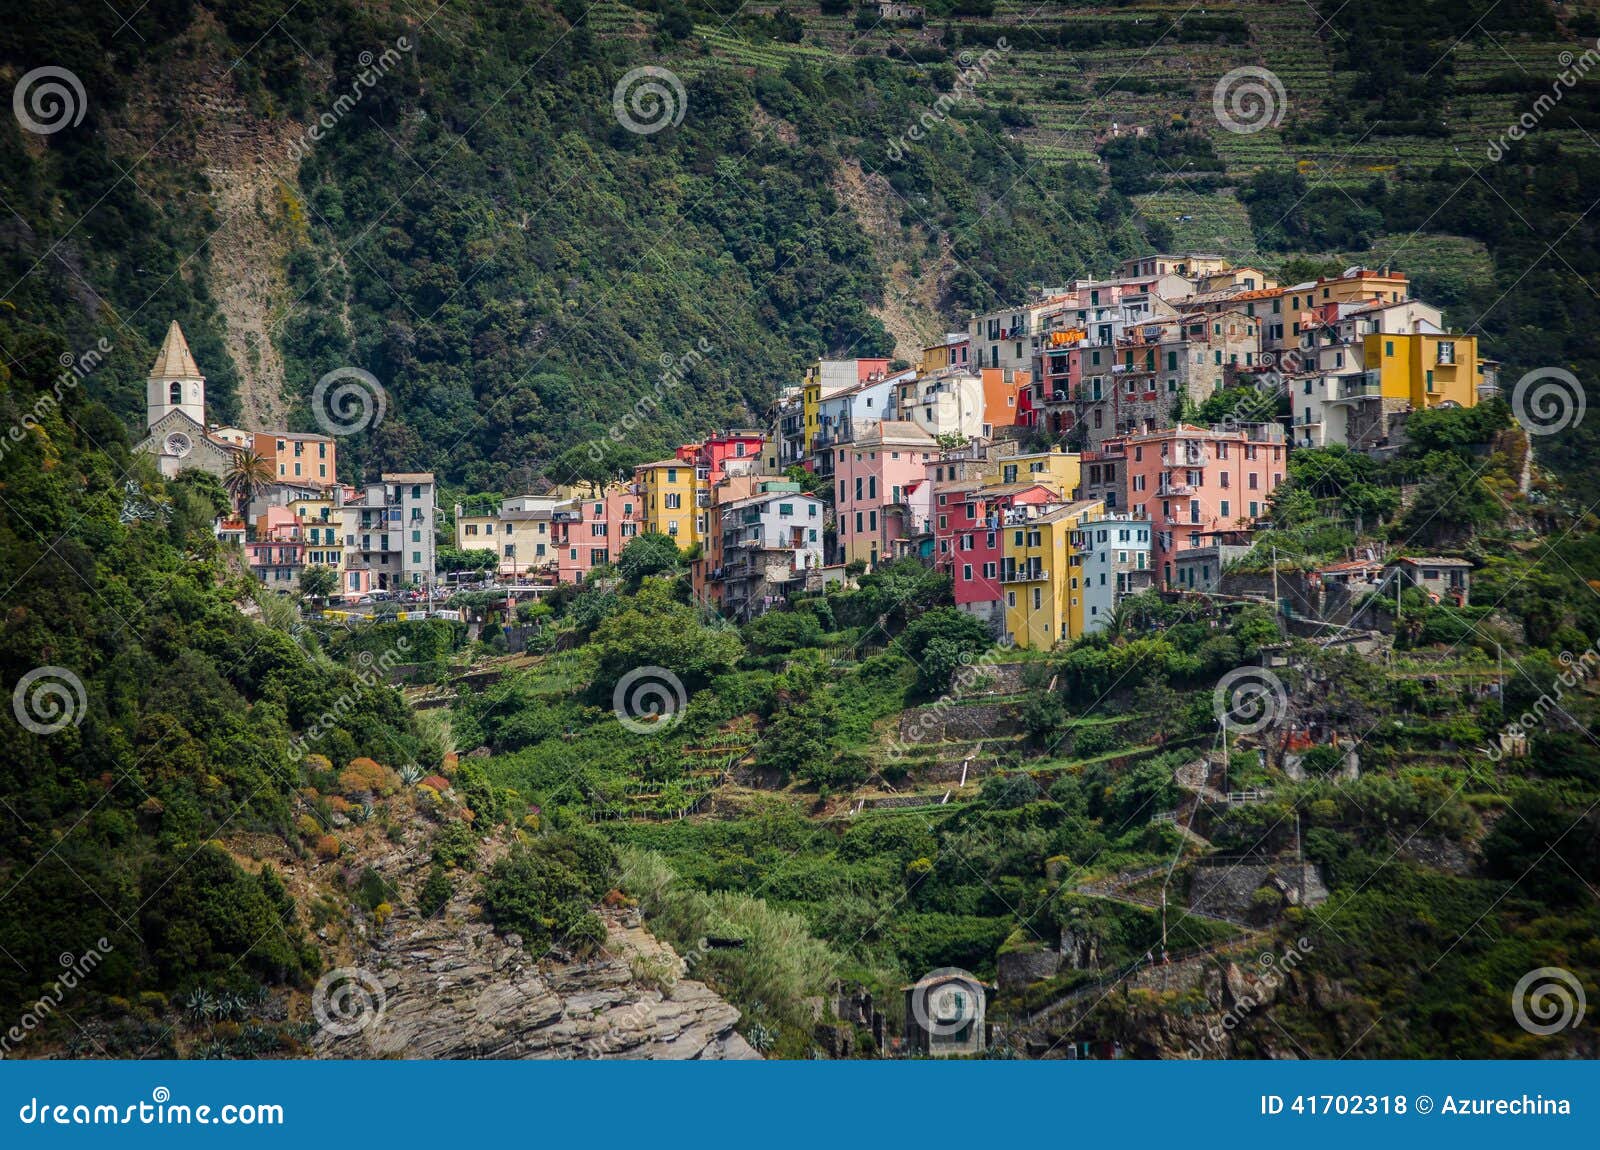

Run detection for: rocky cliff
[[314, 900, 758, 1061]]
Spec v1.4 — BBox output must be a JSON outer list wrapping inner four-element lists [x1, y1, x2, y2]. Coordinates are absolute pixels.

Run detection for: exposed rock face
[[314, 905, 759, 1061]]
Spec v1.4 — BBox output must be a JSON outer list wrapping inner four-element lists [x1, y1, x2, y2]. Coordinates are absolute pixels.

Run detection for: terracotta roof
[[149, 321, 202, 380]]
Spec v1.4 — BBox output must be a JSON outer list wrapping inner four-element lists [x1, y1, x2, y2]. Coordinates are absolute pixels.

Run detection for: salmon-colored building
[[253, 431, 338, 487], [1123, 423, 1286, 586], [833, 421, 937, 567], [554, 483, 644, 584]]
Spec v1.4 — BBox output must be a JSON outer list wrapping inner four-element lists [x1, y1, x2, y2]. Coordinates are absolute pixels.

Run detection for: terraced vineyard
[[587, 0, 1597, 297]]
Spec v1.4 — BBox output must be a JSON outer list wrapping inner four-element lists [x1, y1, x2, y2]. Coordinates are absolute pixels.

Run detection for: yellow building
[[1364, 330, 1479, 409], [918, 334, 971, 376], [1002, 499, 1104, 650], [984, 449, 1082, 500], [290, 494, 346, 577], [802, 365, 822, 460], [637, 458, 704, 546]]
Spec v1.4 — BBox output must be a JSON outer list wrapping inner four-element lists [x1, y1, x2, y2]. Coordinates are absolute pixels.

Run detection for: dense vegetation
[[4, 0, 1600, 1060]]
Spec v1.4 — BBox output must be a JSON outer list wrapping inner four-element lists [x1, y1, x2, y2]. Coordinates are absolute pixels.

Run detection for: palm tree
[[224, 450, 273, 517]]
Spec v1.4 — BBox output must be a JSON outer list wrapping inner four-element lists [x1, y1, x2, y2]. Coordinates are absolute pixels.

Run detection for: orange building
[[254, 431, 338, 487], [980, 367, 1030, 435]]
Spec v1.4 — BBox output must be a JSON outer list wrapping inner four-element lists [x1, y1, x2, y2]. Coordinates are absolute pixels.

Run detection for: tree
[[223, 451, 274, 517], [438, 547, 498, 574], [590, 586, 743, 692], [298, 565, 337, 605], [548, 441, 644, 495], [898, 607, 992, 694], [618, 532, 680, 587]]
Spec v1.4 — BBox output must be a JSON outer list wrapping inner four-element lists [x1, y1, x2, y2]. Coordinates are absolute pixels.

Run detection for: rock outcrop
[[314, 903, 759, 1061]]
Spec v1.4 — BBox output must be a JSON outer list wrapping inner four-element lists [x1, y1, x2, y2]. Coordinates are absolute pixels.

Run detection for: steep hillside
[[4, 0, 1600, 494]]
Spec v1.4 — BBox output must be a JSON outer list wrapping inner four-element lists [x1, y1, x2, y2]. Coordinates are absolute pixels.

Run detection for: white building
[[1071, 513, 1153, 634], [339, 473, 437, 592], [897, 370, 986, 441], [717, 491, 826, 620]]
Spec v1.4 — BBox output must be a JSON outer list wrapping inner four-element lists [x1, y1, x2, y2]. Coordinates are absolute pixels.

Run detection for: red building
[[933, 480, 1056, 628]]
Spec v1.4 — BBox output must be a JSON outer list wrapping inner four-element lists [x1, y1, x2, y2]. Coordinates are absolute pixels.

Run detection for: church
[[133, 321, 239, 480], [133, 321, 337, 486]]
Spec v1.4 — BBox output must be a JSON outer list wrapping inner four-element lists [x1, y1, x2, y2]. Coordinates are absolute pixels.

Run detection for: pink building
[[833, 421, 936, 567], [1123, 423, 1286, 585], [934, 481, 1056, 627], [246, 508, 305, 589], [554, 483, 643, 584]]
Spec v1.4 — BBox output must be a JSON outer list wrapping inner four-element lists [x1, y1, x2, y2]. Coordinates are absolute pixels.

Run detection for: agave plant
[[183, 987, 214, 1022], [399, 763, 423, 786], [745, 1021, 777, 1053]]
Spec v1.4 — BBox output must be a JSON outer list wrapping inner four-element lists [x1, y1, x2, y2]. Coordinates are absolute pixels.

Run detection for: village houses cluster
[[134, 321, 437, 603], [137, 252, 1493, 647]]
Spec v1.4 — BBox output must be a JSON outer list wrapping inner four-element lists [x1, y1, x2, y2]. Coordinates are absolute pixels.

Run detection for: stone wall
[[896, 701, 1021, 743], [1187, 861, 1327, 920], [998, 947, 1063, 991]]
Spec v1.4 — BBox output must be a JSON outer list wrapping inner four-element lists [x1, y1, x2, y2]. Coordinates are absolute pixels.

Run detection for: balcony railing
[[1332, 372, 1382, 401], [1000, 566, 1045, 583]]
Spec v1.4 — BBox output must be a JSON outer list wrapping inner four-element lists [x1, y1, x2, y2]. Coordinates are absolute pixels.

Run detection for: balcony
[[1330, 372, 1383, 402], [1000, 565, 1046, 583]]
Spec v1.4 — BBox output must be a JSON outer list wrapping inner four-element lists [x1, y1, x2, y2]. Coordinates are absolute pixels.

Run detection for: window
[[169, 381, 182, 406], [962, 564, 973, 581], [1385, 340, 1394, 358], [1219, 500, 1230, 518], [1437, 341, 1455, 365], [778, 503, 794, 517]]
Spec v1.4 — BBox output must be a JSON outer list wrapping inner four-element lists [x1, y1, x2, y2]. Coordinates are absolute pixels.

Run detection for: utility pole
[[1272, 542, 1280, 618]]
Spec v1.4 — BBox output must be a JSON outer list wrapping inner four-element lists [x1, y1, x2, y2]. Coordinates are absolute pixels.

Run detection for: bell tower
[[146, 321, 206, 430]]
